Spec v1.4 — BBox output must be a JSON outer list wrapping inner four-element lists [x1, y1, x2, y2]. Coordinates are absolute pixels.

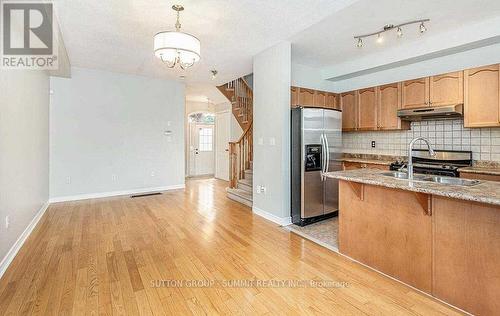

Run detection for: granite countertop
[[325, 169, 500, 206], [458, 166, 500, 176]]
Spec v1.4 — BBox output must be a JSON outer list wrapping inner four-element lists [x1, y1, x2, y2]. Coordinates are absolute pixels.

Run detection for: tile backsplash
[[342, 120, 500, 162]]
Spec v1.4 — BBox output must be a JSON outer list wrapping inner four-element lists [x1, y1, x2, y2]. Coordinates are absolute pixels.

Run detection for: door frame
[[186, 111, 216, 178], [214, 110, 230, 181]]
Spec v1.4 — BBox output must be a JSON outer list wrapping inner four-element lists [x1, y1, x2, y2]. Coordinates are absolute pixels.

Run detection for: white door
[[189, 123, 215, 176], [215, 111, 230, 181]]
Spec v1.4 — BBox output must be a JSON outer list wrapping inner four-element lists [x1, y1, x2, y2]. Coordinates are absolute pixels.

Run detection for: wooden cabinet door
[[339, 182, 432, 293], [429, 71, 464, 106], [313, 90, 327, 108], [340, 91, 357, 131], [432, 197, 500, 315], [402, 77, 429, 109], [326, 93, 339, 110], [464, 64, 500, 128], [298, 88, 315, 106], [378, 83, 408, 130], [357, 87, 377, 130], [290, 86, 299, 108]]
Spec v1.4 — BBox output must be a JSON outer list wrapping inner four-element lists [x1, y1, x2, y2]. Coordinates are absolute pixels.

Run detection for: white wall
[[253, 41, 291, 223], [50, 67, 185, 200], [0, 69, 49, 273], [291, 62, 336, 92]]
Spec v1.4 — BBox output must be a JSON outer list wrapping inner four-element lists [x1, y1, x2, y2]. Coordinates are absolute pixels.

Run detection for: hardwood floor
[[0, 178, 463, 315]]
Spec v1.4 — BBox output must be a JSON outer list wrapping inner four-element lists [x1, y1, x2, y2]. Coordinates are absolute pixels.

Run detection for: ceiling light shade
[[154, 31, 201, 67], [154, 5, 201, 69]]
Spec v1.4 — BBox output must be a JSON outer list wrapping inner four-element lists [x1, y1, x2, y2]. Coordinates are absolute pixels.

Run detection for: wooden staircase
[[217, 77, 253, 207]]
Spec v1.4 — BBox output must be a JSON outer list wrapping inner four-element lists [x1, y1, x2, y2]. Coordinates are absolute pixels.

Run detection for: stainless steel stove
[[390, 149, 473, 177]]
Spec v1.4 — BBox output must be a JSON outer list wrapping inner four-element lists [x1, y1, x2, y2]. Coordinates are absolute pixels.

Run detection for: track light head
[[356, 38, 363, 48], [397, 27, 403, 38], [419, 22, 427, 33]]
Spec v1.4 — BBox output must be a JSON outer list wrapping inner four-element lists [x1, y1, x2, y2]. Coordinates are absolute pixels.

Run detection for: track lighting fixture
[[354, 19, 429, 48]]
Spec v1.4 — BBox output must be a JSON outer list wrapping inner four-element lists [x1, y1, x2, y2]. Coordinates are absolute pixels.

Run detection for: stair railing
[[229, 121, 253, 188]]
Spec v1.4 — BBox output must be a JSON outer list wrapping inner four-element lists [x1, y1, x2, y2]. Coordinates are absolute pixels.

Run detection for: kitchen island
[[325, 169, 500, 315]]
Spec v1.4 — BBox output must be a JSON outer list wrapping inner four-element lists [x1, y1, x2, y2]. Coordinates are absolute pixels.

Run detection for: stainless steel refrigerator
[[291, 107, 342, 226]]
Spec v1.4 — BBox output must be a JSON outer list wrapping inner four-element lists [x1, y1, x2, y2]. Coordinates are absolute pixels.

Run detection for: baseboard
[[252, 206, 292, 226], [49, 184, 185, 203], [0, 201, 50, 279]]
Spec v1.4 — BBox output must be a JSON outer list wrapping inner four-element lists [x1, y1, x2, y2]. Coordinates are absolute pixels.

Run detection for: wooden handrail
[[218, 76, 253, 189]]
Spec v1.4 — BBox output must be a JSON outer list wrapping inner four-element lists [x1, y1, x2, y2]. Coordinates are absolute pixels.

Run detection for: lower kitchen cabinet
[[432, 197, 500, 315], [339, 182, 432, 292], [339, 181, 500, 315]]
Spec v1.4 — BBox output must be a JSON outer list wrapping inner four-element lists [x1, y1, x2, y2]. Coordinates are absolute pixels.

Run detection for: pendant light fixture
[[154, 5, 201, 69]]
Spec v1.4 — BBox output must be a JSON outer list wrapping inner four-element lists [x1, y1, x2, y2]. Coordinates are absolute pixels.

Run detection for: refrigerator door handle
[[320, 133, 326, 181], [324, 134, 330, 174]]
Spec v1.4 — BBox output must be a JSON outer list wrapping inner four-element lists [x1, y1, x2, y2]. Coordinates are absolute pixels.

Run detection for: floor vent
[[130, 192, 162, 198]]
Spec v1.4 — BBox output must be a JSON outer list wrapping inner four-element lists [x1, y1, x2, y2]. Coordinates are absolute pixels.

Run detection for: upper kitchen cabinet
[[378, 82, 409, 130], [326, 93, 340, 110], [402, 77, 430, 109], [290, 86, 299, 108], [341, 91, 358, 131], [298, 87, 315, 106], [314, 90, 327, 107], [357, 87, 377, 130], [464, 64, 500, 128], [429, 71, 464, 107]]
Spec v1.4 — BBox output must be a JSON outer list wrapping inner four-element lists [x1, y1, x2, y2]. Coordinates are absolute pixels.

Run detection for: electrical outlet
[[371, 141, 376, 148], [66, 176, 71, 184], [151, 171, 156, 177], [5, 216, 9, 229], [111, 174, 117, 182], [269, 137, 276, 146], [261, 186, 267, 194]]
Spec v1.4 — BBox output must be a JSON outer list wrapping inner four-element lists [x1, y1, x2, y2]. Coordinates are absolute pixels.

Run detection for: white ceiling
[[291, 0, 500, 70], [53, 0, 358, 103], [53, 0, 500, 102]]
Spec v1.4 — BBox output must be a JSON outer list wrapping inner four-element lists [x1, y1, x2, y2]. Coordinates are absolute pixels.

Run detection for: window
[[199, 127, 213, 151]]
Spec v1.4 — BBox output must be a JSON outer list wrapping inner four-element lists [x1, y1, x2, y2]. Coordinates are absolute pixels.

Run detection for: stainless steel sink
[[381, 172, 481, 186], [422, 176, 481, 187], [381, 171, 427, 180]]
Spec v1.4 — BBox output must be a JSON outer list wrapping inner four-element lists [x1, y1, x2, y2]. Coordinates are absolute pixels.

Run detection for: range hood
[[397, 104, 463, 121]]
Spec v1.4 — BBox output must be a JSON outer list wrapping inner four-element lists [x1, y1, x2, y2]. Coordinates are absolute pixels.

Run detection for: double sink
[[382, 171, 481, 187]]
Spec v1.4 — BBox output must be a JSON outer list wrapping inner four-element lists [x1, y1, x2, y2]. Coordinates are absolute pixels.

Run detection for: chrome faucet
[[407, 137, 436, 180]]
